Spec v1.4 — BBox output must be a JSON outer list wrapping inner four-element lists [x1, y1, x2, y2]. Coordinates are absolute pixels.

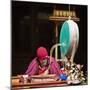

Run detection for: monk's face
[[39, 57, 48, 67], [39, 58, 44, 64]]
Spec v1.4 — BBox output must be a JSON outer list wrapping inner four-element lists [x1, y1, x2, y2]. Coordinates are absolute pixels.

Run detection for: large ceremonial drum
[[59, 20, 79, 57]]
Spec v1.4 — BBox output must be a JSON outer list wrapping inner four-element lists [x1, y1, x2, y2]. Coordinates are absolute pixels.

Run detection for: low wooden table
[[12, 75, 68, 89]]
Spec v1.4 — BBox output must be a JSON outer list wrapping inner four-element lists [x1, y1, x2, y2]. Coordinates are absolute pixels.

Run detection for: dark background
[[12, 1, 87, 76]]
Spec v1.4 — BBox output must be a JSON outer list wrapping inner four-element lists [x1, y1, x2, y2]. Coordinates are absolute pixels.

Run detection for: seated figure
[[25, 47, 60, 76]]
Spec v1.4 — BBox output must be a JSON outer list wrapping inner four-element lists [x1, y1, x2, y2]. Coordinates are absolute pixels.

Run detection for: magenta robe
[[25, 56, 60, 76]]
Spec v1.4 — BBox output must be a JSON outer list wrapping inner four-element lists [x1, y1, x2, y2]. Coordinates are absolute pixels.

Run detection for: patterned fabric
[[25, 56, 60, 76]]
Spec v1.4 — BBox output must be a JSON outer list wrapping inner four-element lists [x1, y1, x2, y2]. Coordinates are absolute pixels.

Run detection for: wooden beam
[[49, 16, 80, 22]]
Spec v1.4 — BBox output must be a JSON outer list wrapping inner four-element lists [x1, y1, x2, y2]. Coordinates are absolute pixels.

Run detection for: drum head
[[59, 20, 79, 57], [60, 21, 71, 57]]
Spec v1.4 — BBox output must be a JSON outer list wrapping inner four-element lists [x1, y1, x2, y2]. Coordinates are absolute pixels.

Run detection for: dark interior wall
[[12, 1, 87, 76], [75, 6, 87, 75], [12, 1, 55, 75]]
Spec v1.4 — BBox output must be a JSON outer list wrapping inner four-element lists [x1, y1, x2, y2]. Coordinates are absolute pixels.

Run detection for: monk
[[25, 47, 60, 76]]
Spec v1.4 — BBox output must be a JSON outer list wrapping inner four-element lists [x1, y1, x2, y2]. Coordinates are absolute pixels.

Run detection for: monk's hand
[[18, 75, 29, 83]]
